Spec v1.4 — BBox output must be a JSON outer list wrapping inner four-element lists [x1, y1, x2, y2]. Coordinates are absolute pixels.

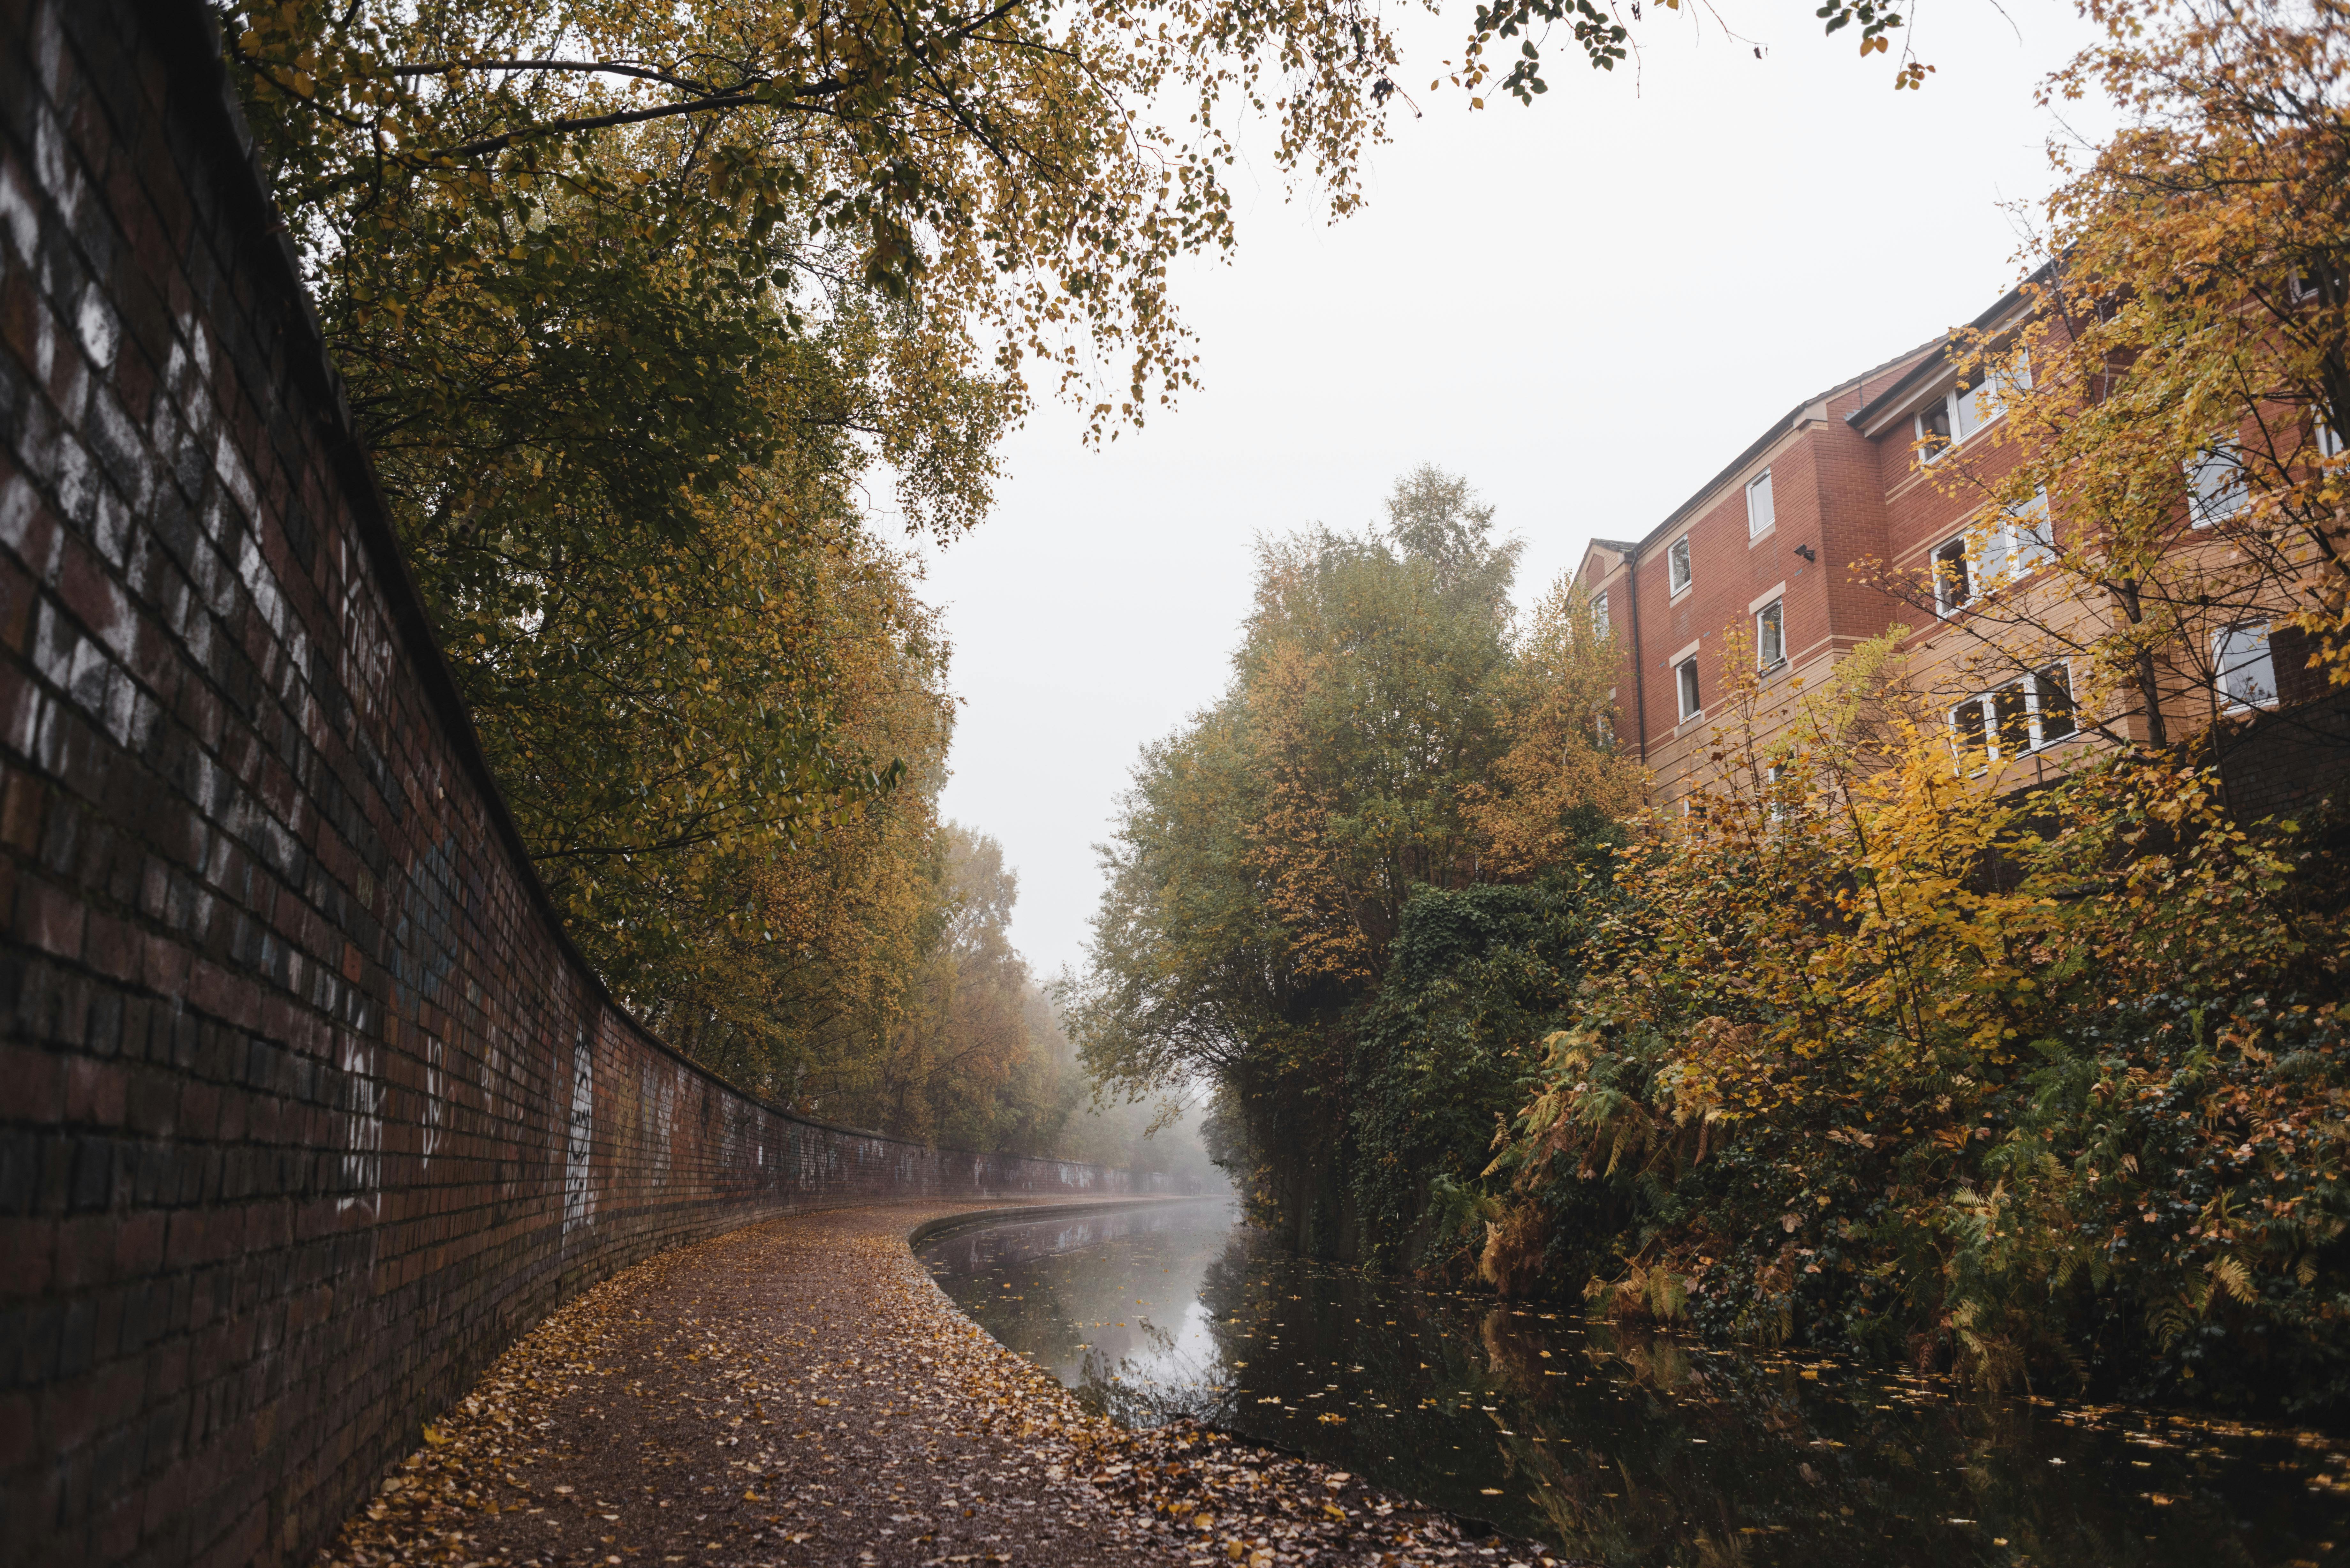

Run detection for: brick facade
[[0, 5, 1165, 1565], [1579, 346, 1932, 800], [1585, 281, 2344, 815]]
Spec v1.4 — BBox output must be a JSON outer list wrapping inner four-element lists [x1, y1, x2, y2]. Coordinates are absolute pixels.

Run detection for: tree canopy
[[1066, 467, 1638, 1245]]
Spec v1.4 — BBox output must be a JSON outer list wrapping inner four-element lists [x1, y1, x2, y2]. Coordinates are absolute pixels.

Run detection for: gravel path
[[316, 1199, 1565, 1568]]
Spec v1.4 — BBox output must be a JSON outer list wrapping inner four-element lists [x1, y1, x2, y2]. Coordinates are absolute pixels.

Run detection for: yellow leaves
[[2207, 1252, 2257, 1306]]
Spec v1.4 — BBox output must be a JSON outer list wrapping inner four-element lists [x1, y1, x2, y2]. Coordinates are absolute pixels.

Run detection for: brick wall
[[2215, 687, 2350, 824], [0, 4, 1169, 1564], [1587, 375, 1917, 801]]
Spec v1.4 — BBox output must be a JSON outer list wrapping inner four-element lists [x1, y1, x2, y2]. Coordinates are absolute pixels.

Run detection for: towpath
[[315, 1200, 1563, 1568]]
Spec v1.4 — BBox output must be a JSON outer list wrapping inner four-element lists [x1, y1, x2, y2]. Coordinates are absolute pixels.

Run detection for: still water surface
[[920, 1198, 2350, 1566]]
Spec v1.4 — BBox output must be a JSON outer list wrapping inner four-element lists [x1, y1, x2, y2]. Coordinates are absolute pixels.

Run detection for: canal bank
[[317, 1198, 1558, 1567]]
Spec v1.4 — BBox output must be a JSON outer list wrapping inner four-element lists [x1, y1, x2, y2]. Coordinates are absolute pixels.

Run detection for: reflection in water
[[921, 1200, 2350, 1566]]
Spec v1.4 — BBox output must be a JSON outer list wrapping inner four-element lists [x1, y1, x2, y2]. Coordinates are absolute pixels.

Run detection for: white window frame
[[2188, 440, 2249, 527], [1667, 536, 1694, 596], [2291, 266, 2341, 305], [1675, 656, 1702, 721], [1592, 589, 1610, 634], [1932, 489, 2055, 617], [1916, 362, 2024, 464], [2213, 622, 2278, 710], [2318, 416, 2344, 460], [1755, 597, 1785, 669], [1746, 470, 1776, 539], [1932, 533, 1973, 618], [1947, 663, 2078, 766]]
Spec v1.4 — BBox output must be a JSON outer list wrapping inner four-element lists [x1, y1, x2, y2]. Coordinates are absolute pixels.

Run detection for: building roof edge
[[1845, 262, 2056, 434], [1620, 333, 1935, 560]]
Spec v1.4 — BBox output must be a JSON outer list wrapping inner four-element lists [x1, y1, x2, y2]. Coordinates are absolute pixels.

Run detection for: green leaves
[[1068, 467, 1639, 1245], [219, 0, 1406, 440]]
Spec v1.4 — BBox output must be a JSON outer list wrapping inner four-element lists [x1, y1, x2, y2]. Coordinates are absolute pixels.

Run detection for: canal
[[920, 1198, 2350, 1566]]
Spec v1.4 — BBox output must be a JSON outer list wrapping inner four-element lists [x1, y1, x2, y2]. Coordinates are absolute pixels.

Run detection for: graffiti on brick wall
[[337, 1033, 384, 1221], [565, 1027, 596, 1237]]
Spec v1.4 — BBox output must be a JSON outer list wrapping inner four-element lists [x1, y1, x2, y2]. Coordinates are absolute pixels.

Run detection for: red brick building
[[1578, 279, 2342, 813]]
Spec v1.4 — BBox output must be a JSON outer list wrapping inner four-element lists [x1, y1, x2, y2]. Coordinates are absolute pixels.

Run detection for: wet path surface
[[923, 1198, 2350, 1567], [318, 1198, 1553, 1568]]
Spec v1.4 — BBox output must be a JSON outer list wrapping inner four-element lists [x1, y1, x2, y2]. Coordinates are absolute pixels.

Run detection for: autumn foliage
[[1068, 468, 1640, 1252], [218, 0, 1142, 1151], [1439, 0, 2350, 1413], [1481, 630, 2350, 1405]]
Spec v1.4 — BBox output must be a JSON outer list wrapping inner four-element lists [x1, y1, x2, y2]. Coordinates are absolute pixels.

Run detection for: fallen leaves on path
[[315, 1202, 1570, 1568]]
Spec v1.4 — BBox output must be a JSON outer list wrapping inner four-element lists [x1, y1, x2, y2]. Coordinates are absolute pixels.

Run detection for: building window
[[1917, 398, 1953, 459], [1676, 657, 1702, 720], [1933, 490, 2055, 616], [1593, 590, 1610, 633], [2214, 622, 2277, 708], [1950, 689, 1990, 761], [2292, 265, 2345, 304], [1916, 365, 2021, 463], [1976, 491, 2056, 588], [2036, 662, 2078, 743], [1933, 535, 1974, 615], [2005, 490, 2058, 575], [1949, 664, 2077, 765], [2188, 441, 2249, 525], [1755, 599, 1785, 668], [1668, 536, 1693, 595], [1765, 761, 1794, 821], [2319, 416, 2344, 460], [1746, 470, 1776, 538]]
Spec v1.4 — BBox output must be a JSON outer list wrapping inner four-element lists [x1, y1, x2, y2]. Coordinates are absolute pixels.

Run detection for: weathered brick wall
[[2216, 688, 2350, 824], [0, 4, 1165, 1564]]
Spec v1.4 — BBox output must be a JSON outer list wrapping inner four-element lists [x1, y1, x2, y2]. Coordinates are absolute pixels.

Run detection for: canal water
[[919, 1198, 2350, 1566]]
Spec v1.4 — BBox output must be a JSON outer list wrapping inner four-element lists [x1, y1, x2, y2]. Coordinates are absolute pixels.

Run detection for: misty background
[[901, 0, 2111, 993]]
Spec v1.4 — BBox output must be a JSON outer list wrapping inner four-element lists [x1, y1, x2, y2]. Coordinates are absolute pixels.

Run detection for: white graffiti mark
[[421, 1033, 446, 1168], [564, 1028, 594, 1236], [337, 560, 392, 724], [337, 1030, 382, 1220], [642, 1064, 677, 1187]]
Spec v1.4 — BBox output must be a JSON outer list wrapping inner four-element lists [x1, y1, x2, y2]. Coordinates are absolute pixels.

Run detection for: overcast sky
[[904, 0, 2112, 980]]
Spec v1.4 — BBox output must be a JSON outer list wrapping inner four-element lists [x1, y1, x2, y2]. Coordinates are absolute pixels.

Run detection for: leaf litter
[[316, 1202, 1571, 1567]]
